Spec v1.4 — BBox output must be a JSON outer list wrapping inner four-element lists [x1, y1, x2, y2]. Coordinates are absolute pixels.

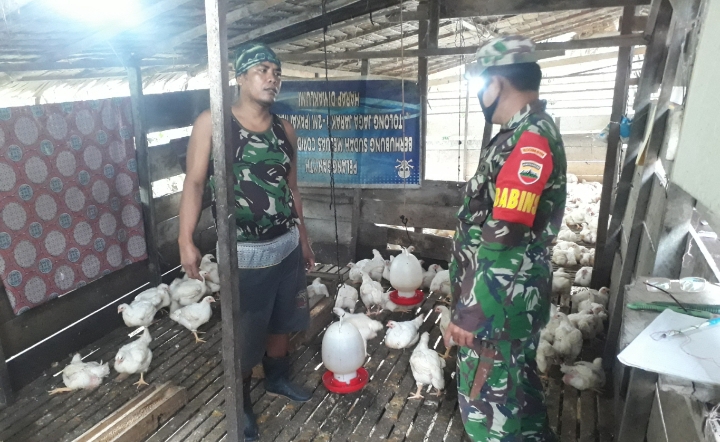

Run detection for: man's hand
[[301, 241, 315, 271], [179, 240, 202, 280], [444, 322, 476, 348]]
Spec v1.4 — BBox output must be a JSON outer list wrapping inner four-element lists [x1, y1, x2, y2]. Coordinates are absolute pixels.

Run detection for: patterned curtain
[[0, 98, 148, 315]]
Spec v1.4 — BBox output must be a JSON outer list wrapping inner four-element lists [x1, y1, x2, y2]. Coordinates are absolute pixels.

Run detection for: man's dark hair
[[483, 62, 542, 92]]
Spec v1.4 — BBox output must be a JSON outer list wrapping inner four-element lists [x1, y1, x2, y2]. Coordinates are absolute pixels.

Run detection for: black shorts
[[238, 244, 309, 374]]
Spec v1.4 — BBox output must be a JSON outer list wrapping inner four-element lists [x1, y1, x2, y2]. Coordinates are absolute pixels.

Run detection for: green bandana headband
[[234, 42, 281, 76]]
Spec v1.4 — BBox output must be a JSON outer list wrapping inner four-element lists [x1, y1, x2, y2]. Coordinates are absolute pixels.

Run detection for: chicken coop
[[0, 0, 719, 441]]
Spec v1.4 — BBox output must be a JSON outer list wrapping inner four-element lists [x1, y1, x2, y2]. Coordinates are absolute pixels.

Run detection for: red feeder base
[[323, 368, 369, 394], [389, 289, 425, 306]]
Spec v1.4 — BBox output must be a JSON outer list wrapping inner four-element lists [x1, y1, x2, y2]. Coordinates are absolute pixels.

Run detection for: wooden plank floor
[[0, 288, 613, 442]]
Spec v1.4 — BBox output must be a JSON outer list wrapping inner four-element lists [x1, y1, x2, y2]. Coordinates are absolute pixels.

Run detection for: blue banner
[[272, 79, 421, 188]]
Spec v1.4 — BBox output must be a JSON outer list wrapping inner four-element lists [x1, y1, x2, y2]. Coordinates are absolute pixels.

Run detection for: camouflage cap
[[466, 36, 539, 77], [234, 42, 281, 77]]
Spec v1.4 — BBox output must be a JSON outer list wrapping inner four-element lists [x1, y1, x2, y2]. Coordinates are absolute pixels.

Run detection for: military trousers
[[456, 334, 557, 442]]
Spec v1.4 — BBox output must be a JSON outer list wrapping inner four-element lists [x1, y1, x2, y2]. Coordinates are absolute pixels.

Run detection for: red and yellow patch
[[492, 131, 553, 227]]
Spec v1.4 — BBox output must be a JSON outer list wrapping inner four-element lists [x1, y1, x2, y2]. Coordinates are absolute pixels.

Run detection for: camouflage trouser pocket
[[457, 343, 509, 404]]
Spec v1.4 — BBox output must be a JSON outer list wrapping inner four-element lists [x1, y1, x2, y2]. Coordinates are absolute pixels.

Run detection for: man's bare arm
[[178, 110, 212, 279]]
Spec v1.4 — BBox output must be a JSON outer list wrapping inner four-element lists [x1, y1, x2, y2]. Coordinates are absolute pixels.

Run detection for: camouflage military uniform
[[208, 114, 299, 242], [450, 37, 566, 442]]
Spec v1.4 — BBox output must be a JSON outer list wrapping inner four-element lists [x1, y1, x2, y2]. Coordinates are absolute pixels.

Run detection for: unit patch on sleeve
[[492, 131, 554, 227], [518, 160, 543, 185]]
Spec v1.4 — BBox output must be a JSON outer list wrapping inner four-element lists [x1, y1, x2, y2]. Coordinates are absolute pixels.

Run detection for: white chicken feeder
[[388, 247, 425, 306], [321, 318, 369, 393]]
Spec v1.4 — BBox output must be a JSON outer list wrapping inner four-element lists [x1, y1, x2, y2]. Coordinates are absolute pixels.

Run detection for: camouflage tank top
[[208, 114, 298, 242]]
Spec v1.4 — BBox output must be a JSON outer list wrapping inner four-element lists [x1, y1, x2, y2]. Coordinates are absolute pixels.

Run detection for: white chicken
[[170, 296, 215, 343], [552, 248, 577, 267], [557, 226, 580, 243], [114, 328, 153, 387], [567, 309, 604, 340], [540, 305, 562, 343], [579, 249, 595, 267], [334, 284, 358, 313], [567, 173, 578, 184], [422, 264, 442, 291], [382, 256, 395, 282], [552, 269, 572, 295], [536, 340, 557, 375], [347, 259, 370, 284], [307, 278, 330, 299], [170, 271, 209, 312], [364, 249, 386, 282], [574, 267, 593, 287], [552, 315, 583, 363], [409, 332, 446, 399], [434, 305, 456, 359], [48, 354, 110, 395], [379, 289, 399, 313], [200, 254, 220, 293], [430, 270, 451, 302], [118, 300, 157, 328], [572, 287, 609, 311], [360, 272, 384, 314], [579, 223, 597, 244], [561, 358, 605, 391], [385, 315, 424, 349], [332, 308, 383, 355], [134, 284, 171, 310]]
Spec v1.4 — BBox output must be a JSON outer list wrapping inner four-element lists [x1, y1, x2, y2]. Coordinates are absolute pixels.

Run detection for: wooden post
[[591, 6, 634, 288], [204, 0, 243, 440], [127, 64, 162, 286], [0, 337, 14, 406]]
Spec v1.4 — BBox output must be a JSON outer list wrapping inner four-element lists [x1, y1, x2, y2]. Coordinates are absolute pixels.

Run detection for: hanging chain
[[321, 0, 342, 289]]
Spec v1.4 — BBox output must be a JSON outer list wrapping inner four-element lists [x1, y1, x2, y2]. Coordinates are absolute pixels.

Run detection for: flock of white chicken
[[50, 175, 609, 397], [543, 174, 610, 392], [50, 254, 222, 395], [309, 248, 454, 399]]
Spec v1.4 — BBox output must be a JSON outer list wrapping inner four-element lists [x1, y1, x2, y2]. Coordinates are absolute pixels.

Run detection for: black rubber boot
[[243, 377, 259, 441], [263, 354, 312, 402]]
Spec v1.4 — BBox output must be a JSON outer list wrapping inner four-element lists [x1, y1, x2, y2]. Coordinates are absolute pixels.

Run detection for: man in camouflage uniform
[[444, 36, 566, 442]]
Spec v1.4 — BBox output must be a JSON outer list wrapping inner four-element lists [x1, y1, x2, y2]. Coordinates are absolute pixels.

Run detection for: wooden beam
[[44, 0, 195, 64], [73, 383, 187, 442], [279, 35, 646, 62], [127, 63, 162, 286], [204, 0, 243, 441], [0, 57, 204, 73], [281, 47, 564, 62], [441, 0, 650, 18]]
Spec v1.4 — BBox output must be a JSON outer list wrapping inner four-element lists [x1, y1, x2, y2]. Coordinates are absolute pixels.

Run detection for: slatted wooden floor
[[0, 286, 613, 442]]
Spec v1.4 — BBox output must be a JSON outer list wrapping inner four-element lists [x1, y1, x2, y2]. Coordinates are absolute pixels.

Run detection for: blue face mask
[[478, 82, 502, 124]]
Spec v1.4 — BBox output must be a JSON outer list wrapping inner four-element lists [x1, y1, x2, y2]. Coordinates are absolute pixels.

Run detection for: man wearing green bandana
[[179, 42, 314, 441]]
